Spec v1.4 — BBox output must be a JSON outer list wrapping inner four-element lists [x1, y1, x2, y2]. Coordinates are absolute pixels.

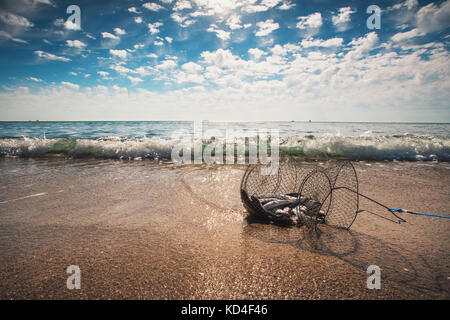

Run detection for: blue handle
[[389, 208, 450, 219]]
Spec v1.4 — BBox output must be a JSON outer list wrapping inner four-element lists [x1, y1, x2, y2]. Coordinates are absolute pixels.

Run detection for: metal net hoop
[[240, 158, 360, 230], [324, 161, 360, 229]]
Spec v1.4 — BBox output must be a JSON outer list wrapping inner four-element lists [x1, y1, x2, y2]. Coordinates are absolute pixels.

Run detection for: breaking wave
[[0, 135, 449, 161]]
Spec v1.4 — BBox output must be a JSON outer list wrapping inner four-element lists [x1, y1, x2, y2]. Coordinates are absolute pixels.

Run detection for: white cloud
[[32, 0, 55, 6], [255, 19, 279, 37], [226, 14, 242, 30], [207, 24, 231, 40], [200, 48, 240, 68], [405, 0, 419, 10], [128, 76, 143, 84], [346, 32, 379, 60], [64, 20, 81, 31], [101, 28, 125, 41], [243, 5, 270, 13], [301, 37, 344, 48], [242, 0, 284, 13], [110, 49, 127, 59], [416, 0, 450, 34], [171, 12, 195, 28], [181, 62, 202, 73], [53, 18, 64, 26], [114, 28, 126, 35], [0, 30, 27, 44], [157, 60, 177, 70], [27, 77, 42, 82], [101, 32, 119, 40], [173, 71, 204, 84], [0, 11, 33, 27], [391, 28, 423, 42], [148, 22, 163, 34], [35, 50, 70, 62], [135, 17, 143, 24], [128, 7, 140, 13], [261, 0, 282, 8], [388, 0, 419, 11], [109, 65, 134, 75], [248, 48, 265, 60], [278, 1, 296, 10], [61, 81, 79, 90], [5, 38, 450, 122], [165, 36, 173, 43], [270, 44, 287, 56], [332, 7, 356, 31], [142, 2, 164, 11], [296, 12, 322, 29], [243, 1, 282, 13], [66, 40, 87, 48], [135, 66, 155, 77], [173, 0, 192, 11], [97, 71, 109, 77], [147, 53, 158, 58], [332, 7, 356, 25], [171, 12, 184, 23], [188, 0, 242, 16]]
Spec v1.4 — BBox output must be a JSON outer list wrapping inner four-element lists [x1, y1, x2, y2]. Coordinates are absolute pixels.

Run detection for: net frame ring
[[241, 163, 283, 195], [329, 161, 360, 230], [240, 163, 283, 219], [240, 163, 254, 192], [298, 168, 333, 228]]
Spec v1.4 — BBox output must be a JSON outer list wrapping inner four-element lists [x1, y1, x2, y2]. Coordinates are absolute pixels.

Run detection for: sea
[[0, 121, 449, 161]]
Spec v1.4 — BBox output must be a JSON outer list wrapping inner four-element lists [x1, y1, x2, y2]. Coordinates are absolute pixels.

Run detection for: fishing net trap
[[240, 158, 449, 230]]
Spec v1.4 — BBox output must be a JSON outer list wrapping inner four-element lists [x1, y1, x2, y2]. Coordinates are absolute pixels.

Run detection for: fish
[[263, 199, 297, 211], [250, 193, 326, 227]]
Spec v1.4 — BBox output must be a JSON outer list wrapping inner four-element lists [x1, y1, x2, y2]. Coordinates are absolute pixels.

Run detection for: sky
[[0, 0, 449, 122]]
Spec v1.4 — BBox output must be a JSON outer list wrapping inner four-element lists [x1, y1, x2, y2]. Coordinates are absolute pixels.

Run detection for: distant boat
[[308, 120, 311, 123]]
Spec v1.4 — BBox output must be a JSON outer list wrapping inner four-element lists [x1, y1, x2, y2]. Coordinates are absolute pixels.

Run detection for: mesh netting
[[325, 161, 359, 229], [240, 158, 360, 230]]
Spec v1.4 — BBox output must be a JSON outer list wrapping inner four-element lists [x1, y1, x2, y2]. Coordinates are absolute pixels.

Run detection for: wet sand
[[0, 158, 449, 299]]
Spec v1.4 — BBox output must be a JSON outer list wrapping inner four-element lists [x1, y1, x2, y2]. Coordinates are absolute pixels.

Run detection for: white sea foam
[[0, 192, 48, 204], [0, 135, 449, 161], [279, 135, 449, 161]]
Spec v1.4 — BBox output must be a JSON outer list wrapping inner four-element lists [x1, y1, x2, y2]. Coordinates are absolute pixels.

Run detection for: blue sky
[[0, 0, 449, 121]]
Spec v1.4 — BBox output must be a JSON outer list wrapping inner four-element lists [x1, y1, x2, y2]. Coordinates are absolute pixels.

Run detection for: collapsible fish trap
[[241, 158, 450, 230], [240, 159, 360, 229]]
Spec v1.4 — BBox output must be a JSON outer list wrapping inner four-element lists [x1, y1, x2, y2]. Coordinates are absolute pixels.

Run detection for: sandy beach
[[0, 158, 449, 299]]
